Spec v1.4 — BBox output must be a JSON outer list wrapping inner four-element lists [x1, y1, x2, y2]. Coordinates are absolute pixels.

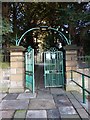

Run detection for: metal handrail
[[69, 70, 90, 103]]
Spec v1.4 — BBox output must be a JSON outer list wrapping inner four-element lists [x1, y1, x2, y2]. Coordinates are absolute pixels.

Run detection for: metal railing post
[[82, 75, 86, 103], [68, 70, 90, 104], [71, 70, 73, 80]]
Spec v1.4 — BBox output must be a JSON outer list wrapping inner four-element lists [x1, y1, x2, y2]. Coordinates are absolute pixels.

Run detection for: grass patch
[[0, 54, 10, 69], [0, 62, 10, 69]]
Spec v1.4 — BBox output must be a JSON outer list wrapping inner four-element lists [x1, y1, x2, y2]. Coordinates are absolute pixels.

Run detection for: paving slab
[[14, 110, 26, 119], [47, 109, 60, 118], [3, 93, 18, 100], [0, 110, 15, 118], [36, 88, 50, 92], [37, 90, 53, 99], [69, 98, 83, 109], [53, 94, 72, 107], [53, 93, 68, 100], [76, 108, 89, 119], [66, 91, 75, 99], [26, 110, 47, 118], [0, 111, 2, 120], [59, 106, 77, 115], [50, 88, 65, 95], [17, 93, 36, 99], [88, 109, 90, 114], [0, 100, 29, 110], [70, 92, 90, 117], [71, 91, 83, 102], [0, 93, 7, 100], [56, 99, 72, 107], [29, 99, 56, 109], [81, 101, 90, 111], [61, 114, 80, 119]]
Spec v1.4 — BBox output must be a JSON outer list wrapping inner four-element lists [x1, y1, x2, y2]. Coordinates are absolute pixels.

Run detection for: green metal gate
[[44, 47, 64, 87], [25, 46, 34, 93]]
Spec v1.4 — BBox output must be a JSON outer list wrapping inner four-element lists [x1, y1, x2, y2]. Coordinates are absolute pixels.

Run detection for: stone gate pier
[[9, 46, 25, 93], [64, 45, 80, 91]]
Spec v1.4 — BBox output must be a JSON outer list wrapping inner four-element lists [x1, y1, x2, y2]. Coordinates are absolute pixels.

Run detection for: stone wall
[[65, 45, 90, 93], [0, 45, 89, 93], [0, 69, 10, 93]]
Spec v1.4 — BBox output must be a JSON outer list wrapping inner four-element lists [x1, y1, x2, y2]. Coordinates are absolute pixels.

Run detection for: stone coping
[[64, 45, 80, 50], [9, 46, 26, 52]]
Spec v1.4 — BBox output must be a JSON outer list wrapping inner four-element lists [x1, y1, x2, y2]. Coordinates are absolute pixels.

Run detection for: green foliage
[[43, 34, 54, 50], [83, 33, 90, 55], [2, 18, 11, 35], [0, 54, 9, 69], [2, 2, 90, 54], [2, 17, 15, 47], [0, 62, 9, 69]]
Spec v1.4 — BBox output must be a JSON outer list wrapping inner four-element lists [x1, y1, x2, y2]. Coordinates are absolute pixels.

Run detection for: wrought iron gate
[[25, 46, 34, 93], [44, 47, 64, 87]]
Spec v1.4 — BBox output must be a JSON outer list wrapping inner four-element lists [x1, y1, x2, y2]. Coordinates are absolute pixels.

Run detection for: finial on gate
[[27, 46, 32, 52]]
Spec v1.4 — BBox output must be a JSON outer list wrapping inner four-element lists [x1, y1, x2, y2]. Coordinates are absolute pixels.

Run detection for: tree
[[2, 2, 90, 54]]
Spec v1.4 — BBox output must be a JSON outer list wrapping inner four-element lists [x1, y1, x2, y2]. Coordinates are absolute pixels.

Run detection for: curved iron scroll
[[16, 26, 71, 46]]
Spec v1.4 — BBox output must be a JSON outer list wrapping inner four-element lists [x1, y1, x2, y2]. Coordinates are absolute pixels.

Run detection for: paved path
[[0, 64, 90, 119], [35, 64, 44, 90], [0, 88, 90, 119]]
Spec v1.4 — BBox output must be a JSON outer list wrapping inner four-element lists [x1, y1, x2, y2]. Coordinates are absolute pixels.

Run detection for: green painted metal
[[70, 70, 90, 104], [16, 26, 71, 46], [48, 27, 71, 45], [44, 47, 64, 87], [16, 27, 40, 46], [82, 75, 86, 103], [16, 26, 71, 92], [71, 70, 73, 80], [15, 34, 18, 46], [25, 46, 35, 93]]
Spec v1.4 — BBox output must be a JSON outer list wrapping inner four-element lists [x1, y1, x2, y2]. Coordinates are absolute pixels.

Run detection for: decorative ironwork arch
[[16, 26, 71, 46]]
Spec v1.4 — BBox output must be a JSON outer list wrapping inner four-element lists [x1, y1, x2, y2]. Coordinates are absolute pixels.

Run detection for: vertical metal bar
[[32, 49, 35, 93], [82, 75, 86, 103], [27, 52, 28, 88], [44, 52, 46, 88], [59, 51, 60, 85], [54, 52, 55, 86], [62, 51, 64, 86], [57, 52, 59, 85], [71, 70, 73, 80], [25, 52, 27, 88], [49, 52, 51, 86], [28, 52, 30, 89]]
